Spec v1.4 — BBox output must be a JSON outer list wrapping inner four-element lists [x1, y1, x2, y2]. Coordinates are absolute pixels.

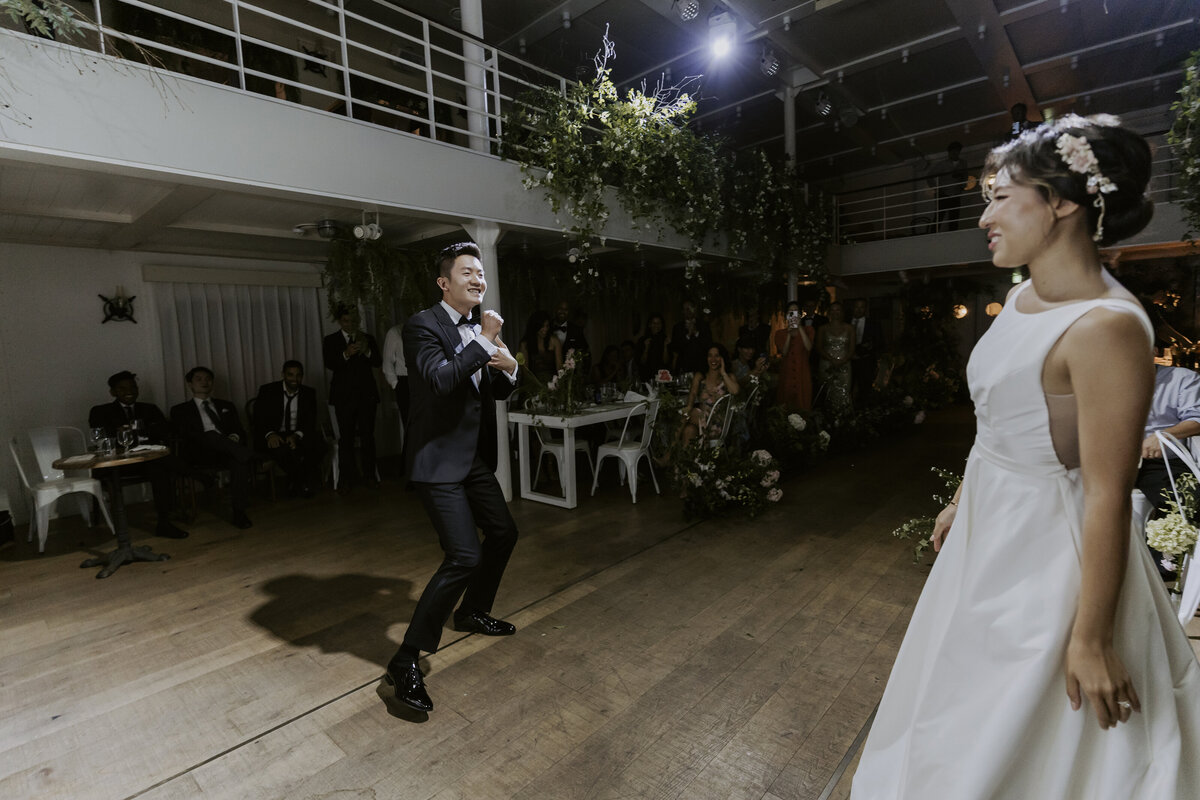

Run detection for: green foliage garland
[[1168, 47, 1200, 238], [500, 33, 831, 284], [323, 239, 430, 326], [1, 0, 81, 38]]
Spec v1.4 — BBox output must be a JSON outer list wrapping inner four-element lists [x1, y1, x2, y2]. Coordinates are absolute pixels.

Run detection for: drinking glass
[[117, 428, 135, 452], [89, 427, 106, 452], [130, 418, 146, 444]]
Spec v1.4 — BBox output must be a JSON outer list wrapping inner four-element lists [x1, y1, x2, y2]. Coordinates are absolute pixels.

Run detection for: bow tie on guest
[[556, 323, 568, 332], [457, 315, 474, 327]]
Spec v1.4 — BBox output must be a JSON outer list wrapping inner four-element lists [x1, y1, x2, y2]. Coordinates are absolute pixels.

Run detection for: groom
[[383, 242, 520, 713]]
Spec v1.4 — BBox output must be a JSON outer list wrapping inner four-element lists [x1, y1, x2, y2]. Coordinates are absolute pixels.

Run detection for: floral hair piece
[[1054, 130, 1117, 242]]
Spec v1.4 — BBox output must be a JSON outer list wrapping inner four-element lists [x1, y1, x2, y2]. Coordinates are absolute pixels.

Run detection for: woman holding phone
[[774, 300, 813, 410]]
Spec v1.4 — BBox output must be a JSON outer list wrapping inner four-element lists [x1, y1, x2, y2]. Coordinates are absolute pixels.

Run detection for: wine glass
[[117, 427, 135, 452], [89, 427, 106, 452], [130, 418, 146, 444]]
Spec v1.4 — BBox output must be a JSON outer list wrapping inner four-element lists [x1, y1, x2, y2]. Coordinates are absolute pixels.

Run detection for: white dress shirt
[[382, 324, 408, 388], [1144, 365, 1200, 439], [438, 301, 518, 386]]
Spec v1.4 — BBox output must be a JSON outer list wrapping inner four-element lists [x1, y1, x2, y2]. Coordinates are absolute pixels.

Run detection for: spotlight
[[708, 6, 737, 58], [316, 219, 339, 239], [953, 304, 969, 319], [760, 48, 780, 77], [567, 247, 581, 263], [815, 91, 833, 118], [673, 0, 700, 21], [985, 302, 1003, 317]]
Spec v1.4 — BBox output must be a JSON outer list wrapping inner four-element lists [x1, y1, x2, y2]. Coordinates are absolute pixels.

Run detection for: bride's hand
[[930, 504, 956, 551], [1064, 639, 1140, 729]]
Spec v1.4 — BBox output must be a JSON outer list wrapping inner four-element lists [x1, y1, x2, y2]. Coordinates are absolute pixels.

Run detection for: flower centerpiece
[[1146, 471, 1200, 589], [528, 349, 590, 416], [764, 406, 830, 469], [677, 446, 782, 520]]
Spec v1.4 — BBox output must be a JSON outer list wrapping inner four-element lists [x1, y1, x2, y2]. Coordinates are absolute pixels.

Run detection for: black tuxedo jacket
[[170, 397, 247, 458], [323, 330, 382, 406], [854, 317, 884, 356], [88, 400, 171, 443], [252, 381, 318, 446], [404, 303, 516, 483]]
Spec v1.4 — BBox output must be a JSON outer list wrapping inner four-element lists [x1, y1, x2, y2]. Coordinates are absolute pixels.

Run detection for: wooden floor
[[2, 408, 1196, 800]]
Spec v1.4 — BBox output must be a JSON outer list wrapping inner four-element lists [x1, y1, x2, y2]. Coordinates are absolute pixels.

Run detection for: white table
[[508, 402, 646, 508]]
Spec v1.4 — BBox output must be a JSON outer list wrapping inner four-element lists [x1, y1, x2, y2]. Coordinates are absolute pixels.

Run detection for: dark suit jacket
[[88, 400, 171, 443], [170, 397, 247, 462], [323, 330, 382, 406], [252, 382, 318, 447], [403, 303, 516, 483], [855, 316, 884, 357]]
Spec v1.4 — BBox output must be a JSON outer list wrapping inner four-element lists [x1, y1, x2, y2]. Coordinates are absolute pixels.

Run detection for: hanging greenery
[[1168, 47, 1200, 238], [322, 239, 431, 326], [1, 0, 82, 38], [500, 31, 832, 285]]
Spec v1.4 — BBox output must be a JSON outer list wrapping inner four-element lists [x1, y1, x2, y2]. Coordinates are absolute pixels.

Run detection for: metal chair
[[532, 425, 593, 491], [244, 397, 277, 500], [703, 393, 736, 448], [591, 401, 659, 503], [9, 427, 115, 553], [327, 405, 379, 489]]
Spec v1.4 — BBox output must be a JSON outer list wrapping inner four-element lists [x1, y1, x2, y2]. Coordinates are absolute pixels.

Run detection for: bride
[[851, 115, 1200, 798]]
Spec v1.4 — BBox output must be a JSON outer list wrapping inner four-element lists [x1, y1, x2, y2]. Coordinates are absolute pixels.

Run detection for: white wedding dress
[[852, 278, 1200, 799]]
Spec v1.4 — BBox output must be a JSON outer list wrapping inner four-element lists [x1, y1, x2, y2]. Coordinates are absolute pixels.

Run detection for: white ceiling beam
[[497, 0, 609, 50], [100, 185, 216, 250]]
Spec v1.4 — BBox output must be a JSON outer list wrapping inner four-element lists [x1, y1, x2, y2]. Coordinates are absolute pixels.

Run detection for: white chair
[[1144, 431, 1200, 626], [532, 425, 593, 491], [9, 427, 115, 553], [703, 393, 736, 448], [591, 401, 660, 503]]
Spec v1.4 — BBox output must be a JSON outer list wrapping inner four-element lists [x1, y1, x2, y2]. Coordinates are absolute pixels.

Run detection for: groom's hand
[[480, 309, 504, 342]]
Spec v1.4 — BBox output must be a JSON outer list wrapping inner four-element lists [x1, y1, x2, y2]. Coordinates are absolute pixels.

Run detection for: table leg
[[517, 423, 532, 499], [80, 469, 170, 579], [562, 428, 577, 509]]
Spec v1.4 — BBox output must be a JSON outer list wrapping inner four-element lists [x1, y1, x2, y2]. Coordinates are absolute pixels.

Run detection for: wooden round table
[[53, 448, 172, 579]]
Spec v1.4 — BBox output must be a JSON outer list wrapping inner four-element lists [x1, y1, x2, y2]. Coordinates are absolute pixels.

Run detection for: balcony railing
[[834, 136, 1181, 244], [20, 0, 567, 153]]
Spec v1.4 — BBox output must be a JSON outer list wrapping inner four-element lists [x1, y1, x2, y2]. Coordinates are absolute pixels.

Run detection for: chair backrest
[[327, 405, 341, 440], [613, 401, 650, 448], [638, 400, 659, 446], [704, 394, 733, 447], [27, 427, 86, 482], [9, 436, 36, 490]]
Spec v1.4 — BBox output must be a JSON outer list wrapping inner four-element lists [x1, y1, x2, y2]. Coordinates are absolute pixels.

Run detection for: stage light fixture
[[673, 0, 700, 21], [760, 48, 780, 77], [815, 91, 833, 118], [708, 6, 737, 59]]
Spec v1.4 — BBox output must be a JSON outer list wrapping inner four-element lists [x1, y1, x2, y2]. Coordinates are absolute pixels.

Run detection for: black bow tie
[[458, 316, 473, 327], [557, 323, 568, 331]]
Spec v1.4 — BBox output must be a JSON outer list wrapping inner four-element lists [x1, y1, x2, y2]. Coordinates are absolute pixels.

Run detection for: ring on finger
[[1117, 700, 1132, 710]]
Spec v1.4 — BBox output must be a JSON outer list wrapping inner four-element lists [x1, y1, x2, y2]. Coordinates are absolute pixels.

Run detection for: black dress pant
[[394, 378, 410, 468], [193, 432, 253, 509], [261, 437, 325, 489], [335, 399, 377, 483], [399, 455, 518, 653]]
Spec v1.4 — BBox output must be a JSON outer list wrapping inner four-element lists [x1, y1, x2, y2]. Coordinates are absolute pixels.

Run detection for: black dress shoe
[[383, 662, 432, 712], [155, 520, 189, 539], [231, 509, 253, 529], [453, 610, 516, 636]]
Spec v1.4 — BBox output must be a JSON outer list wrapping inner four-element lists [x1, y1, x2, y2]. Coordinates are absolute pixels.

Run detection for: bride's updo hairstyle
[[982, 113, 1153, 246]]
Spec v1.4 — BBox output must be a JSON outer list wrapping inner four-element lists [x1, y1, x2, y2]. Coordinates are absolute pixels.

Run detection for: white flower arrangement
[[1146, 513, 1198, 558], [787, 412, 806, 431]]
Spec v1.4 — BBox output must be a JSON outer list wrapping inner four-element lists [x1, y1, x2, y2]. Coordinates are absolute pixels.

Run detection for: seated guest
[[637, 313, 669, 381], [252, 360, 324, 498], [518, 310, 563, 384], [619, 340, 638, 384], [170, 366, 253, 529], [88, 371, 188, 539], [590, 344, 623, 387], [731, 338, 768, 381]]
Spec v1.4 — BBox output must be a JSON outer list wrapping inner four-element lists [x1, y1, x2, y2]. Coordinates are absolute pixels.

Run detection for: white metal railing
[[834, 139, 1183, 244], [51, 0, 567, 154]]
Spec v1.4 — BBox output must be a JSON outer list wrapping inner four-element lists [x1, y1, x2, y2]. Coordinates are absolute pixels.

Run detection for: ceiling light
[[985, 302, 1003, 317], [317, 219, 339, 239], [673, 0, 700, 21], [953, 304, 969, 319], [708, 6, 737, 58], [760, 48, 780, 77], [567, 247, 581, 263]]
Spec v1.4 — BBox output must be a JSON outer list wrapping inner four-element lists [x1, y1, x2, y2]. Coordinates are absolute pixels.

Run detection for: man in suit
[[669, 299, 712, 375], [169, 366, 253, 529], [850, 298, 884, 400], [323, 305, 382, 492], [383, 242, 519, 714], [381, 322, 411, 474], [252, 360, 324, 498], [88, 370, 188, 539]]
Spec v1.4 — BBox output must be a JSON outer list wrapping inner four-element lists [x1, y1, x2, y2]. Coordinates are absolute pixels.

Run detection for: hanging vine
[[1168, 46, 1200, 238]]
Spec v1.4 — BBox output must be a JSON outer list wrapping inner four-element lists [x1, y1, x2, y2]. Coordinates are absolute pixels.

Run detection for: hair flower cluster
[[1054, 133, 1117, 196]]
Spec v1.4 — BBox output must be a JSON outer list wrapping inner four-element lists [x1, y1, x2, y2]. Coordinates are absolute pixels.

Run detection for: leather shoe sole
[[453, 611, 516, 636], [383, 663, 432, 712]]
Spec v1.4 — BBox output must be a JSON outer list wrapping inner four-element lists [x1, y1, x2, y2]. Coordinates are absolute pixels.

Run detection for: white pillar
[[459, 0, 490, 153], [463, 220, 513, 500], [783, 86, 800, 303]]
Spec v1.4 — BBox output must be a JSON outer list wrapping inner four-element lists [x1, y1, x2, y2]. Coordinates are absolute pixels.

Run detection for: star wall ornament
[[99, 292, 137, 323]]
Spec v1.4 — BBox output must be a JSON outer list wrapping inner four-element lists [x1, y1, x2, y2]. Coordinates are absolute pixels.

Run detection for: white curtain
[[154, 282, 327, 415]]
